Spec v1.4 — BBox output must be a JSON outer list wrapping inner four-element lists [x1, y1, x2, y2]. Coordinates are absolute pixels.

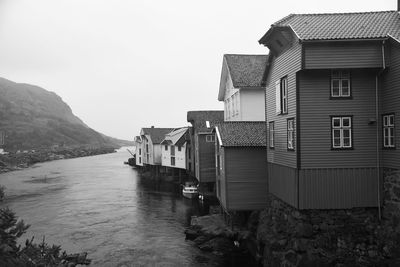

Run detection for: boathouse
[[186, 111, 224, 194], [161, 127, 189, 170], [214, 121, 267, 212], [259, 10, 400, 210], [140, 127, 173, 173]]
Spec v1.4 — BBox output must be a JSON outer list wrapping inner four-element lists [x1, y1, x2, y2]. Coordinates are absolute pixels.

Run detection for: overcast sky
[[0, 0, 396, 140]]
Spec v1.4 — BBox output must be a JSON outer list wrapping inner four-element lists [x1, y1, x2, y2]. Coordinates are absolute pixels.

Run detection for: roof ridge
[[291, 10, 396, 17]]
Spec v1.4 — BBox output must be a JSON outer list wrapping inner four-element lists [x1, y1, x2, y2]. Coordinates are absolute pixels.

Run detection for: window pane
[[342, 118, 350, 127], [390, 136, 394, 147], [343, 129, 350, 138], [343, 137, 351, 147], [333, 118, 341, 127], [333, 137, 341, 147], [384, 136, 389, 147], [389, 115, 394, 126], [333, 129, 341, 138], [341, 80, 350, 96], [332, 80, 340, 96], [384, 116, 389, 126]]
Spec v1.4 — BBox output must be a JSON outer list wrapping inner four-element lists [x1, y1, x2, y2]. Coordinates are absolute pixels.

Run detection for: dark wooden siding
[[198, 134, 217, 183], [225, 147, 268, 211], [268, 162, 298, 208], [304, 42, 383, 69], [382, 40, 400, 169], [299, 69, 378, 168], [216, 145, 227, 210], [266, 41, 302, 168], [299, 167, 379, 209]]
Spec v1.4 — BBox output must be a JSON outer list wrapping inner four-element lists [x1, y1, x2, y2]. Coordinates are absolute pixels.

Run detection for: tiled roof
[[187, 111, 224, 133], [162, 127, 188, 145], [224, 54, 268, 87], [215, 121, 266, 147], [264, 11, 400, 41], [142, 127, 174, 144]]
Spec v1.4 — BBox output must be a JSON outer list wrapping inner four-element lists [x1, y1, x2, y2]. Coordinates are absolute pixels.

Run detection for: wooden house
[[140, 127, 173, 167], [134, 135, 143, 166], [218, 54, 268, 121], [259, 10, 400, 209], [186, 111, 224, 192], [161, 127, 189, 170], [214, 122, 268, 211]]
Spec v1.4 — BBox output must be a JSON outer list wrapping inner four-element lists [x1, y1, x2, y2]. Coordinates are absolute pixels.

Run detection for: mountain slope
[[0, 77, 132, 151]]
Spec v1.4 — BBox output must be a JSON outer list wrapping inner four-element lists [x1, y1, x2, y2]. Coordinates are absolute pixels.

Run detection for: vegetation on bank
[[0, 186, 91, 266], [0, 146, 116, 173]]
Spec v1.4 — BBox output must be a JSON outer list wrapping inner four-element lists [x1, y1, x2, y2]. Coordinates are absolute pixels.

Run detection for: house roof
[[161, 127, 188, 145], [187, 111, 224, 133], [217, 54, 269, 101], [214, 121, 266, 147], [224, 54, 268, 87], [141, 127, 174, 144], [259, 11, 400, 43]]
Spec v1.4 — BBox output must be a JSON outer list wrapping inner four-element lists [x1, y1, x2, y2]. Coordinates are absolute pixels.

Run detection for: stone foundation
[[383, 168, 400, 222], [256, 194, 400, 266]]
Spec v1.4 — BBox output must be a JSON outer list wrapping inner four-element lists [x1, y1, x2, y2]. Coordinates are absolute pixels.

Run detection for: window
[[139, 148, 141, 155], [206, 135, 215, 142], [178, 145, 182, 151], [276, 76, 288, 114], [216, 155, 220, 175], [170, 146, 175, 166], [383, 114, 395, 148], [165, 145, 168, 151], [287, 118, 295, 150], [331, 70, 351, 97], [331, 116, 352, 149], [188, 148, 191, 159], [146, 144, 149, 153], [139, 157, 141, 164], [269, 122, 275, 148]]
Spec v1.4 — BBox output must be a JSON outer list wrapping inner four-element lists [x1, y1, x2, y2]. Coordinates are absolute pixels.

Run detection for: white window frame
[[383, 114, 395, 148], [287, 118, 294, 150], [331, 70, 351, 97], [206, 135, 215, 142], [281, 76, 288, 114], [332, 116, 352, 149], [269, 122, 275, 148]]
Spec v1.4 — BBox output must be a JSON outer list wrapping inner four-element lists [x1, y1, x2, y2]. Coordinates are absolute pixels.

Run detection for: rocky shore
[[0, 146, 116, 173], [184, 214, 258, 266]]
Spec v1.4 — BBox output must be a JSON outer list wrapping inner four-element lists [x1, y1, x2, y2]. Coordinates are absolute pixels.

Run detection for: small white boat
[[182, 183, 199, 199]]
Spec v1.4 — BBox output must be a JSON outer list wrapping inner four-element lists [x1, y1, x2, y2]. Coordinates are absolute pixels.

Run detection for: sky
[[0, 0, 396, 140]]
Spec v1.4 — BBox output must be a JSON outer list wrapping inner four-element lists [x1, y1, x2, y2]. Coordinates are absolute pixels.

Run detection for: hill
[[0, 77, 133, 151]]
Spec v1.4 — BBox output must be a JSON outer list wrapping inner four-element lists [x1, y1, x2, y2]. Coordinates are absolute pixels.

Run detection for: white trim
[[215, 127, 223, 147], [206, 121, 210, 128], [388, 34, 400, 45], [288, 24, 301, 41]]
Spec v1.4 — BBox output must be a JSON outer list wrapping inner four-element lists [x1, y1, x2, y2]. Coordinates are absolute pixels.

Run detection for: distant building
[[161, 127, 189, 170], [140, 127, 173, 167], [259, 10, 400, 209], [186, 111, 224, 193], [134, 136, 143, 166], [218, 54, 268, 121]]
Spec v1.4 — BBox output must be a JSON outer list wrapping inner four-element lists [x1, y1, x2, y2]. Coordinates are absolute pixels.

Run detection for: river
[[0, 148, 229, 266]]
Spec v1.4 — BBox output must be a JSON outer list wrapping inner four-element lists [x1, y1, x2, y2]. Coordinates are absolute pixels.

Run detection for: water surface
[[0, 148, 222, 266]]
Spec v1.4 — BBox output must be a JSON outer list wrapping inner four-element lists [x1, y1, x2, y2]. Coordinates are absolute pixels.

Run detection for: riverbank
[[0, 146, 116, 173]]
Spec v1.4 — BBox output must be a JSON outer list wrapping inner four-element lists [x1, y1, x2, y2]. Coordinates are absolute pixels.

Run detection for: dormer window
[[331, 70, 351, 98]]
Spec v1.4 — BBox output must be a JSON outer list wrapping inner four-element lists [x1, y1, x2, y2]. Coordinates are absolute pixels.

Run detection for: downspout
[[376, 40, 386, 220]]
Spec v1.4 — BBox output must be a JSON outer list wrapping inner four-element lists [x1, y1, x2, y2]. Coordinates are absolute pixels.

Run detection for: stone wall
[[383, 168, 400, 221], [255, 194, 400, 267]]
